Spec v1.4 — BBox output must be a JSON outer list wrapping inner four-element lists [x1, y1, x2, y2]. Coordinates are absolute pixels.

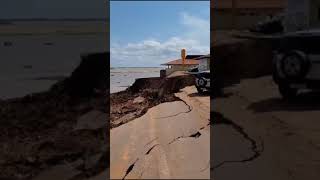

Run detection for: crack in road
[[155, 98, 192, 119], [122, 96, 207, 179], [120, 100, 191, 179], [167, 120, 210, 145], [200, 161, 210, 172], [122, 143, 161, 179], [211, 111, 264, 171], [144, 137, 158, 147], [122, 158, 139, 180], [145, 144, 160, 155], [168, 131, 202, 145], [155, 97, 208, 145]]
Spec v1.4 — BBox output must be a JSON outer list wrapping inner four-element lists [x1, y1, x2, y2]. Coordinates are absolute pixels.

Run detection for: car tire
[[279, 50, 310, 81], [197, 86, 204, 94], [278, 83, 298, 100], [197, 78, 207, 87]]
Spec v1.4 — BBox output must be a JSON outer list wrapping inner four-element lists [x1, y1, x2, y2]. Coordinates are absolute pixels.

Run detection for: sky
[[111, 1, 210, 67], [0, 0, 107, 18]]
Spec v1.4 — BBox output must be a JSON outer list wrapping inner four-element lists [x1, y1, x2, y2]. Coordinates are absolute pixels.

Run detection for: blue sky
[[111, 1, 210, 67]]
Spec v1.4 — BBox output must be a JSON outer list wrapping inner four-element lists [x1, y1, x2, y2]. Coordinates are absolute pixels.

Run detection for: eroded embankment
[[213, 36, 275, 88], [0, 52, 109, 180], [110, 74, 196, 129]]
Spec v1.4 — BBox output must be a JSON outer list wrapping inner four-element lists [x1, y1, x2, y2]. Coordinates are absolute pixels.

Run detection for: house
[[284, 0, 320, 32], [211, 0, 286, 30], [161, 59, 199, 77], [185, 55, 204, 59], [195, 54, 210, 71], [161, 49, 202, 77]]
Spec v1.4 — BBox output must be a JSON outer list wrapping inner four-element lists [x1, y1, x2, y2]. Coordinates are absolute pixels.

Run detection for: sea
[[110, 67, 162, 93], [0, 21, 162, 98], [0, 21, 107, 99]]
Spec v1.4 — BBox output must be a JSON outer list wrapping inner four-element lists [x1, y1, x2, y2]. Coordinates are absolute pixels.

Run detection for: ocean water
[[0, 33, 106, 99], [110, 67, 162, 93]]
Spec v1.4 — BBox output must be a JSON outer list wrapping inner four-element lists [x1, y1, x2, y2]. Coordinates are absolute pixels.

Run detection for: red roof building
[[161, 59, 199, 66], [160, 49, 206, 77]]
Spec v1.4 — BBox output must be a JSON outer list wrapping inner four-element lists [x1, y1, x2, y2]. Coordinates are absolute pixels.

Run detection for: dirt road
[[212, 76, 320, 180], [110, 86, 210, 179]]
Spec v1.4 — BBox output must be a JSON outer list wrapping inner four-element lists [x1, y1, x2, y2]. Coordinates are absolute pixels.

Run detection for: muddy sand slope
[[0, 53, 109, 180]]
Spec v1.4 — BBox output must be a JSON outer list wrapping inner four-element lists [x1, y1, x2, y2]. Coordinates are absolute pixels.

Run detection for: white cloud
[[111, 12, 209, 67], [180, 12, 210, 45], [181, 12, 209, 30]]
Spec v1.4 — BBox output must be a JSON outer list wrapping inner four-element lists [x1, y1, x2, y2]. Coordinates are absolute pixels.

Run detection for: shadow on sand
[[188, 91, 233, 98], [247, 91, 320, 112]]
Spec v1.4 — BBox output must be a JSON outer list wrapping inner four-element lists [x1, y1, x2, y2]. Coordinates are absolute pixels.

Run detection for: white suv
[[273, 30, 320, 99]]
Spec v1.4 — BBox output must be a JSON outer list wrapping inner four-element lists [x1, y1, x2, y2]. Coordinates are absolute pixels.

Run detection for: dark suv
[[273, 30, 320, 99], [195, 71, 211, 93]]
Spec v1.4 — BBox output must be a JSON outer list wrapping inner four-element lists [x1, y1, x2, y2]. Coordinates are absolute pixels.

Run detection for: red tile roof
[[161, 59, 199, 65]]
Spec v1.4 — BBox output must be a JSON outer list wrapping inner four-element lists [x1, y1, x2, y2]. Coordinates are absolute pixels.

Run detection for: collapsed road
[[110, 86, 210, 179], [212, 76, 320, 180]]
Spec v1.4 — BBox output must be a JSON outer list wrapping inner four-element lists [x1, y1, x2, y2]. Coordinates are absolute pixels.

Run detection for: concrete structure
[[285, 0, 320, 32], [211, 0, 286, 30]]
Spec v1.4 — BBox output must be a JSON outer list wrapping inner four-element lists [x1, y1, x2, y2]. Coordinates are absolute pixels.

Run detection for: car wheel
[[280, 50, 310, 80], [197, 86, 204, 94], [197, 78, 207, 87], [278, 83, 298, 100]]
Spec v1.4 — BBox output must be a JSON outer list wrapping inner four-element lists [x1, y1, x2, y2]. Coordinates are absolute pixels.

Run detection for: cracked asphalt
[[212, 76, 320, 180], [110, 86, 210, 179]]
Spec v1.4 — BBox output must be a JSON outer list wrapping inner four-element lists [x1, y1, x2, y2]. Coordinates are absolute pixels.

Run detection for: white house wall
[[199, 58, 210, 71]]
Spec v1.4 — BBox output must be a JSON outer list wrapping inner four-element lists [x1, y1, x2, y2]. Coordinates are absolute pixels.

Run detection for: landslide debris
[[110, 75, 195, 129]]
